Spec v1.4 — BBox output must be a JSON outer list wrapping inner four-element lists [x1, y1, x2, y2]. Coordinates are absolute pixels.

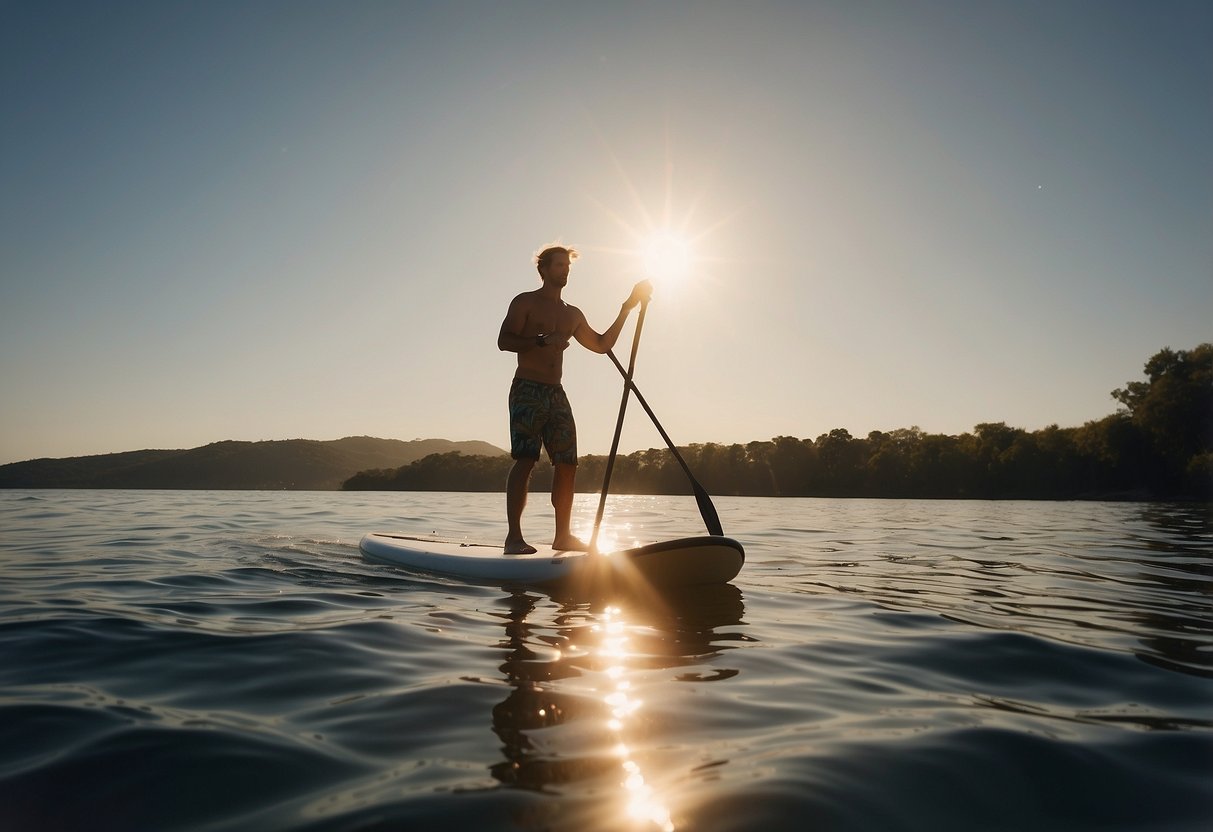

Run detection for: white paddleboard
[[359, 533, 744, 590]]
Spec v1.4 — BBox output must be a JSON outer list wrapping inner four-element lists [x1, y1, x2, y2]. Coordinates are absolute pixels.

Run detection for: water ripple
[[0, 491, 1209, 831]]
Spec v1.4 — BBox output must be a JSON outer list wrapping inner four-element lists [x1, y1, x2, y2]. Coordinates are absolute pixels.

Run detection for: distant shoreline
[[1, 483, 1198, 504], [5, 345, 1208, 501]]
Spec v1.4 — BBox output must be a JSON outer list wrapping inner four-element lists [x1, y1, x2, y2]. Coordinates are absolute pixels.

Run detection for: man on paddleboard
[[497, 245, 652, 554]]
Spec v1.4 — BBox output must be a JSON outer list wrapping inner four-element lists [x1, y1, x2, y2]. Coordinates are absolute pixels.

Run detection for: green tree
[[816, 428, 863, 495], [768, 435, 815, 496], [1112, 343, 1213, 496]]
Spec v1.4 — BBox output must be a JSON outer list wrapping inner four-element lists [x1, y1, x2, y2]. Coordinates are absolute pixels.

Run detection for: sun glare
[[583, 134, 743, 302], [642, 230, 692, 283]]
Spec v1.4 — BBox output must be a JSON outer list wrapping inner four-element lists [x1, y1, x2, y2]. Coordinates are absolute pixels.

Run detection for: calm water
[[1, 490, 1210, 831]]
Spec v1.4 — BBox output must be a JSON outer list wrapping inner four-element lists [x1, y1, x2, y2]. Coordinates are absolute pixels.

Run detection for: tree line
[[344, 344, 1212, 500]]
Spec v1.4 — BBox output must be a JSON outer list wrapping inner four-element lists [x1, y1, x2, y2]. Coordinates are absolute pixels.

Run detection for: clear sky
[[2, 0, 1210, 465]]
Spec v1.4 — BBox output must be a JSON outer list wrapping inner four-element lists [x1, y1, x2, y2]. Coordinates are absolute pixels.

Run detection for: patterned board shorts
[[509, 378, 577, 465]]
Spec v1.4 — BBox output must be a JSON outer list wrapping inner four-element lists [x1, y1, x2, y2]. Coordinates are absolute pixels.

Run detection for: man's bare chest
[[529, 300, 577, 333]]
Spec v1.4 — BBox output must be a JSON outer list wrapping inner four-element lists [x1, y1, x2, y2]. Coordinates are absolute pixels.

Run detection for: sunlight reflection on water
[[598, 605, 675, 831]]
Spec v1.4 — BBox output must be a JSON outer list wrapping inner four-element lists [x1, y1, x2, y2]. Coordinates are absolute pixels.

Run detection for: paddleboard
[[359, 533, 744, 590]]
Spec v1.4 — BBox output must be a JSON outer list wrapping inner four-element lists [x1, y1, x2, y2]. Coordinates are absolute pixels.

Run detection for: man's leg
[[551, 462, 586, 551], [505, 456, 537, 554]]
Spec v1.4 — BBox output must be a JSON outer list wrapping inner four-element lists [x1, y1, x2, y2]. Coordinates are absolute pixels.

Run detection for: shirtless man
[[497, 245, 652, 554]]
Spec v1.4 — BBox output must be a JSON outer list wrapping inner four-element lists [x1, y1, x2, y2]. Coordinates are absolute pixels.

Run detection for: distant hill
[[0, 437, 508, 490]]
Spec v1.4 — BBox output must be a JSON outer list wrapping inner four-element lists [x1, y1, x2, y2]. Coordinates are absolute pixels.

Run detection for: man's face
[[540, 251, 571, 286]]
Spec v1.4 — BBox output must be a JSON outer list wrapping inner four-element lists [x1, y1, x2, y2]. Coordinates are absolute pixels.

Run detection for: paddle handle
[[590, 301, 647, 552]]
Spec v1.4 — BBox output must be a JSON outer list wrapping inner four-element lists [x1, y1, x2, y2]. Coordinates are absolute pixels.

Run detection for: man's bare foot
[[504, 539, 537, 555], [552, 536, 589, 552]]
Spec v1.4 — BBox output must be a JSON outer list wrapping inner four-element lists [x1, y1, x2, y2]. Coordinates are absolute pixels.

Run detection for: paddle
[[603, 349, 725, 537], [589, 301, 647, 552]]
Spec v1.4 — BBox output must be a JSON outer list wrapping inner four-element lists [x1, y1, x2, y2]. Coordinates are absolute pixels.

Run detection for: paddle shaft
[[590, 302, 647, 552], [603, 350, 724, 536]]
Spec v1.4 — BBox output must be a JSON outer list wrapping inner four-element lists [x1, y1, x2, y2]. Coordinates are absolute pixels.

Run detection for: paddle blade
[[693, 482, 724, 536]]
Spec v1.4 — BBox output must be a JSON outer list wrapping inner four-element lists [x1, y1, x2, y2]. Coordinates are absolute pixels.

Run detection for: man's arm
[[498, 295, 541, 353], [572, 281, 653, 354]]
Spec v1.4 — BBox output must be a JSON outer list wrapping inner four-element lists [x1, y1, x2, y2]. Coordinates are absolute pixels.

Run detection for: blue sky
[[2, 0, 1210, 464]]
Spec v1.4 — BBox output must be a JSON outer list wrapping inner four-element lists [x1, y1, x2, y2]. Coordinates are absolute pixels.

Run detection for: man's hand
[[538, 332, 572, 350], [626, 280, 654, 310]]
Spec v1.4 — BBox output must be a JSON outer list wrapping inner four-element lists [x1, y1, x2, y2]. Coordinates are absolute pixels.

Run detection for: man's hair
[[534, 244, 579, 270]]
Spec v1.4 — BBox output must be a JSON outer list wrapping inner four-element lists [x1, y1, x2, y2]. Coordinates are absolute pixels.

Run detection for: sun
[[641, 230, 692, 283], [581, 131, 744, 298]]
